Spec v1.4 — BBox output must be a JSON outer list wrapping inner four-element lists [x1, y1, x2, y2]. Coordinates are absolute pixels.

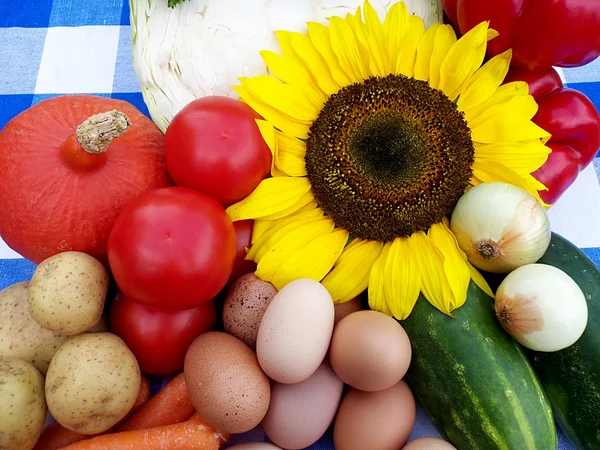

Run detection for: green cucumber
[[526, 232, 600, 449], [401, 281, 557, 450]]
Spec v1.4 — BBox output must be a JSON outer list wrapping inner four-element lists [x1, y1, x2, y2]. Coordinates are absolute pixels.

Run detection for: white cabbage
[[129, 0, 443, 132]]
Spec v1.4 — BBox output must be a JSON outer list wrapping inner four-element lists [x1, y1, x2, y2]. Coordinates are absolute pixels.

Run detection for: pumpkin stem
[[76, 110, 132, 154]]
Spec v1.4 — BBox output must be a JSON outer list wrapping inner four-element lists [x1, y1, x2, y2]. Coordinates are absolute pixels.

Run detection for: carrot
[[34, 376, 152, 450], [117, 373, 195, 432], [33, 423, 89, 450], [56, 415, 223, 450]]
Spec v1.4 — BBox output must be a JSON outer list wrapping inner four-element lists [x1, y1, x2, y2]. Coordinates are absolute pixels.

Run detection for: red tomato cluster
[[107, 96, 270, 375]]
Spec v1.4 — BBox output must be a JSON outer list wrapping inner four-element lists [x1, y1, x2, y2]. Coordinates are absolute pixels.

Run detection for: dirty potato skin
[[0, 358, 47, 450], [0, 282, 68, 376], [45, 332, 141, 435], [29, 251, 109, 335]]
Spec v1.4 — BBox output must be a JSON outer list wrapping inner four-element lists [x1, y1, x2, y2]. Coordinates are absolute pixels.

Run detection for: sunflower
[[226, 1, 551, 319]]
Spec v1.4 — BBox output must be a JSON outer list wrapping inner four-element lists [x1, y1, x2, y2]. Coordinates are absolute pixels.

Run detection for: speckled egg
[[223, 274, 278, 349], [257, 278, 335, 384], [184, 331, 270, 434]]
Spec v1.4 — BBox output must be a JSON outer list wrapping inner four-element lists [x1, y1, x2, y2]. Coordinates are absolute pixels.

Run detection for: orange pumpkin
[[0, 95, 173, 264]]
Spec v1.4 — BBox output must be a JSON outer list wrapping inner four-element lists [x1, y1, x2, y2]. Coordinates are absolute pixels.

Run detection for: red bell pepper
[[504, 67, 600, 204], [442, 0, 600, 71]]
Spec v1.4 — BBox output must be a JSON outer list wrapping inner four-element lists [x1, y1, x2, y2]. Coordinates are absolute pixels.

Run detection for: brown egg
[[184, 331, 270, 434], [334, 296, 364, 325], [330, 310, 411, 391], [403, 437, 457, 449], [334, 381, 416, 450], [223, 274, 278, 349]]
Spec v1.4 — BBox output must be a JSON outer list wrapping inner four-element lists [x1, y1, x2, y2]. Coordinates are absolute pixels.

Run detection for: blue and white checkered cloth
[[1, 1, 598, 448]]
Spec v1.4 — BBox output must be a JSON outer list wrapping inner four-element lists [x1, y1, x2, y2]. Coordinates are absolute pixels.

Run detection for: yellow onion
[[495, 264, 588, 352], [450, 182, 551, 273]]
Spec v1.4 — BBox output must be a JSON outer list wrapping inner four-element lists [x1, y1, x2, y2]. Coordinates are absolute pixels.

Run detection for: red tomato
[[107, 187, 236, 310], [109, 292, 217, 375], [228, 219, 257, 286], [164, 96, 272, 205]]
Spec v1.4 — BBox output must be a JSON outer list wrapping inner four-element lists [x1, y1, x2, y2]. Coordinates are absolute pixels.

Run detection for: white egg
[[256, 278, 334, 384]]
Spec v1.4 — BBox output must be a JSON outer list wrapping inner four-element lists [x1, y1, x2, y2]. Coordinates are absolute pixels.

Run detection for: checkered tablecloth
[[1, 1, 598, 449]]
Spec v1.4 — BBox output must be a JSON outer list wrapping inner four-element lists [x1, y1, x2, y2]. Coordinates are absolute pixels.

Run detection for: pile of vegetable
[[1, 0, 600, 449]]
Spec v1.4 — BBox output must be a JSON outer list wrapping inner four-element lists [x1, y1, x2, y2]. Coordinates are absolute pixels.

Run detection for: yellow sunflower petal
[[472, 160, 549, 205], [260, 49, 325, 104], [346, 9, 374, 73], [414, 24, 456, 86], [413, 231, 454, 316], [226, 177, 311, 221], [306, 21, 351, 87], [347, 8, 382, 76], [289, 32, 341, 96], [239, 76, 321, 123], [464, 81, 528, 122], [429, 221, 471, 310], [384, 237, 421, 321], [275, 130, 307, 177], [438, 21, 489, 99], [396, 15, 426, 77], [474, 141, 550, 176], [329, 16, 367, 82], [233, 85, 310, 138], [322, 238, 384, 302], [271, 228, 349, 289], [248, 207, 324, 261], [468, 262, 495, 298], [383, 1, 409, 73], [368, 242, 393, 316], [470, 113, 551, 144], [362, 0, 389, 75], [255, 217, 335, 280], [428, 25, 457, 89], [469, 94, 539, 128], [259, 190, 316, 221], [274, 31, 333, 104], [413, 23, 439, 82], [252, 219, 278, 245], [254, 119, 279, 176], [456, 50, 512, 112]]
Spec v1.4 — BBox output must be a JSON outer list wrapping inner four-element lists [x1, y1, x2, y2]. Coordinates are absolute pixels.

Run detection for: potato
[[29, 251, 109, 335], [0, 358, 47, 450], [0, 282, 68, 375], [45, 332, 141, 435]]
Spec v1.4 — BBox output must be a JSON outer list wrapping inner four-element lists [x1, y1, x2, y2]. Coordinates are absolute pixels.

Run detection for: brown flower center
[[305, 74, 474, 242]]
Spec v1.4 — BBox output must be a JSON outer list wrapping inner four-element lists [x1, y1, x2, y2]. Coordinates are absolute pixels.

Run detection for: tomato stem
[[76, 110, 131, 154]]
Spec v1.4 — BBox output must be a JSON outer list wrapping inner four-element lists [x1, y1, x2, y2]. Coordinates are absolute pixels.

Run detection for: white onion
[[450, 182, 551, 274], [495, 264, 588, 352]]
